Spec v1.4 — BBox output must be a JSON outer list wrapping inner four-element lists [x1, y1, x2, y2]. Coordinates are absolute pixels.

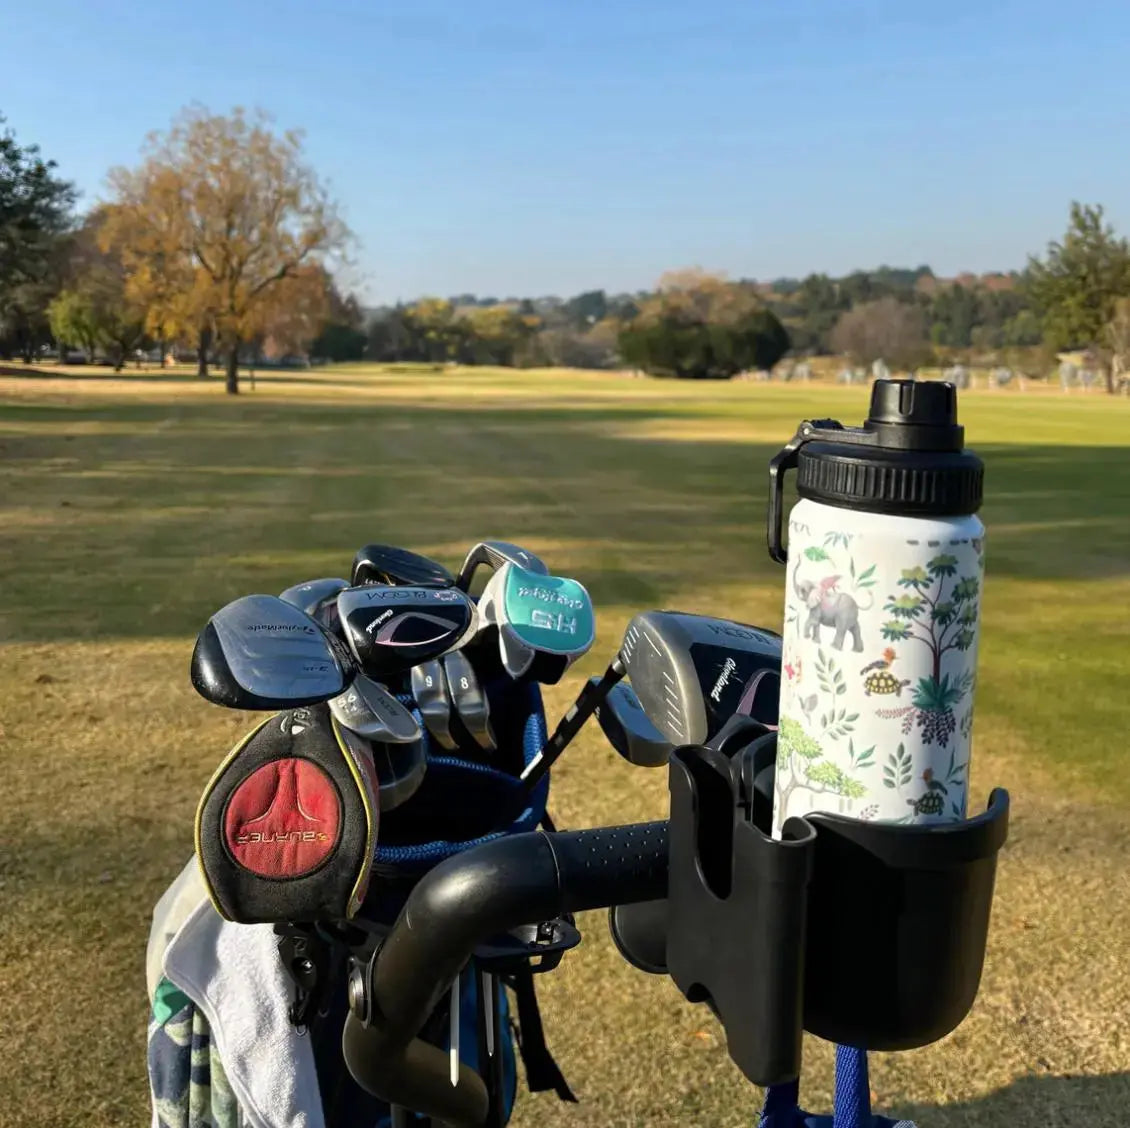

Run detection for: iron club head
[[351, 544, 455, 589], [337, 584, 477, 680]]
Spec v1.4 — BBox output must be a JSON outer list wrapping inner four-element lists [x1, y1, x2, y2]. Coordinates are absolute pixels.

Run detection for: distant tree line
[[4, 104, 1130, 390]]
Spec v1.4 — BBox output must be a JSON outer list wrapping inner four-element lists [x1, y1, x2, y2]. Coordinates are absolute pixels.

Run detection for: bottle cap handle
[[766, 418, 877, 564]]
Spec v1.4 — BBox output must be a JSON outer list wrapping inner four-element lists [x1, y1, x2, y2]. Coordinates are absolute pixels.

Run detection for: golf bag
[[148, 676, 572, 1128]]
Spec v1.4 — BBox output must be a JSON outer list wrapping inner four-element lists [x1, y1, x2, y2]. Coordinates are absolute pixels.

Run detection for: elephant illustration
[[793, 561, 870, 651]]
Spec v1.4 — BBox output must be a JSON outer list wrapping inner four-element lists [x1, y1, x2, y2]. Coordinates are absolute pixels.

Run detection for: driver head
[[618, 610, 781, 746], [191, 594, 357, 710], [336, 584, 477, 679], [478, 562, 595, 684]]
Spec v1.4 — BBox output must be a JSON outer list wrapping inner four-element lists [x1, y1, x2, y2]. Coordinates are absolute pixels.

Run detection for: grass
[[0, 363, 1128, 1128]]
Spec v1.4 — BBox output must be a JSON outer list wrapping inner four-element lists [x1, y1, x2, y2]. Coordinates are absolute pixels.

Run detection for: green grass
[[1, 365, 1128, 1127]]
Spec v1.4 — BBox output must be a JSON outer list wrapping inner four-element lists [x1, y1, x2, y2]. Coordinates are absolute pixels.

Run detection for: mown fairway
[[1, 365, 1128, 1128]]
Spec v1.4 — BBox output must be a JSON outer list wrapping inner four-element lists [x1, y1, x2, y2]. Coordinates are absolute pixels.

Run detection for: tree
[[48, 289, 98, 360], [617, 270, 790, 379], [791, 272, 847, 353], [99, 166, 206, 370], [928, 283, 979, 348], [0, 115, 75, 360], [829, 297, 928, 369], [103, 106, 349, 393], [1027, 202, 1130, 392], [48, 213, 147, 371], [561, 289, 608, 329], [404, 298, 461, 363], [1104, 297, 1130, 391]]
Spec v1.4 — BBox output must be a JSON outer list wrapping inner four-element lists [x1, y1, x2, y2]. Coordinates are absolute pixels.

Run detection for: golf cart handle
[[343, 821, 669, 1126]]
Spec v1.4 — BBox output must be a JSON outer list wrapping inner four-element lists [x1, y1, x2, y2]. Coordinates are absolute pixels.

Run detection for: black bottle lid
[[767, 380, 983, 564]]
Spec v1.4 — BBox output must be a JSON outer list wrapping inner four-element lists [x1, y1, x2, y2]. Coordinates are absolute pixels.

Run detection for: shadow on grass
[[0, 365, 467, 392], [896, 1071, 1130, 1126], [1, 394, 1128, 648]]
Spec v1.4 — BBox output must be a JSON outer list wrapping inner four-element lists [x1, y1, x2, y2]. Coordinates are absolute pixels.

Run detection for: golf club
[[477, 562, 595, 684], [618, 610, 781, 745], [337, 584, 478, 680], [455, 540, 548, 592], [329, 674, 423, 743], [595, 680, 672, 767], [279, 577, 349, 616], [442, 648, 495, 753], [351, 544, 456, 589], [519, 610, 781, 794], [190, 594, 357, 711], [410, 660, 457, 751], [336, 722, 427, 813]]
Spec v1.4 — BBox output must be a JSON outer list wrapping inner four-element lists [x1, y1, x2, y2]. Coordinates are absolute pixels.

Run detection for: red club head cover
[[195, 703, 378, 923]]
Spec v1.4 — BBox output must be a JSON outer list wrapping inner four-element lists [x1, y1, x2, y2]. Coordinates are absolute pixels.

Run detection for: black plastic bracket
[[473, 917, 582, 975], [658, 735, 1010, 1087], [665, 743, 816, 1087]]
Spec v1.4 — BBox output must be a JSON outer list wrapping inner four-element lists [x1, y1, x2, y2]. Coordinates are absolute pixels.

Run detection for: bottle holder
[[662, 733, 1009, 1086], [665, 742, 816, 1086]]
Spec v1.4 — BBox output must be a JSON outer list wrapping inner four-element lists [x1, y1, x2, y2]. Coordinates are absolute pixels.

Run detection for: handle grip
[[343, 822, 669, 1124]]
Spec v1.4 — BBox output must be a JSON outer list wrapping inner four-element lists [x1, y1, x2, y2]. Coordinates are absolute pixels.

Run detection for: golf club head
[[595, 679, 673, 767], [478, 562, 595, 684], [456, 540, 549, 592], [351, 544, 455, 589], [410, 660, 456, 751], [337, 584, 477, 680], [191, 594, 357, 710], [279, 577, 349, 616], [336, 723, 427, 813], [329, 674, 422, 743], [618, 611, 782, 746], [442, 648, 495, 752]]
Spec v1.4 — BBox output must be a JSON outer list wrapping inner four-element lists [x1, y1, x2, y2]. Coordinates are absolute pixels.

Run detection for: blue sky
[[3, 0, 1129, 303]]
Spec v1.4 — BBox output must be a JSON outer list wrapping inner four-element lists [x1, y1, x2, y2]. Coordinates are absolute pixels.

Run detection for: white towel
[[158, 862, 326, 1128]]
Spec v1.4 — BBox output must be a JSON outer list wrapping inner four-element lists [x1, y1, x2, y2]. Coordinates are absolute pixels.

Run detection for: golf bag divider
[[664, 742, 816, 1087], [661, 731, 1010, 1090]]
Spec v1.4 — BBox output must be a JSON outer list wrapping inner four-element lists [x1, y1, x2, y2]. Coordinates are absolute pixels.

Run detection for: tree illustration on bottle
[[774, 716, 869, 827], [875, 553, 979, 747]]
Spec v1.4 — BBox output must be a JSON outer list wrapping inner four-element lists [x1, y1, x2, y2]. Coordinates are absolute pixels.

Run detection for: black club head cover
[[194, 702, 379, 924]]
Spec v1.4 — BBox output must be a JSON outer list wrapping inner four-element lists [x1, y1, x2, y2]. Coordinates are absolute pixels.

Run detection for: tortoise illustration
[[907, 791, 945, 816], [906, 770, 948, 817], [860, 648, 910, 697]]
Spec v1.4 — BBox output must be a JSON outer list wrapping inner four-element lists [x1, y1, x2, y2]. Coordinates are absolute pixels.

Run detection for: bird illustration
[[819, 574, 842, 596], [860, 648, 911, 697], [785, 658, 803, 682]]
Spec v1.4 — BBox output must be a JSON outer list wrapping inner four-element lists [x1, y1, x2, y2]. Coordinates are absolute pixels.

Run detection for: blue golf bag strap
[[759, 1047, 917, 1128]]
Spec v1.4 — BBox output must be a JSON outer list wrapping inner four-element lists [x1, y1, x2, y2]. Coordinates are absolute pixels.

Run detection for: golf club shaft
[[518, 658, 625, 795]]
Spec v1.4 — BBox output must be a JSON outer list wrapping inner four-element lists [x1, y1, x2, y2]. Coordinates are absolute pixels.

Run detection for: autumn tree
[[1027, 203, 1130, 392], [829, 297, 928, 369], [104, 106, 349, 392], [100, 165, 205, 370]]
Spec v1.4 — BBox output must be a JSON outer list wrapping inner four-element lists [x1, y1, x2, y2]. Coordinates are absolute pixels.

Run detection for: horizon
[[5, 0, 1129, 304]]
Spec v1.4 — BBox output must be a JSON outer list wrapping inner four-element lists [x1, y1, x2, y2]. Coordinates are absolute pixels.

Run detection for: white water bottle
[[766, 380, 985, 836]]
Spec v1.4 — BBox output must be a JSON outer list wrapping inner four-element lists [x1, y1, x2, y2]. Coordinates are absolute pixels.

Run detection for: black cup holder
[[655, 733, 1009, 1086]]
